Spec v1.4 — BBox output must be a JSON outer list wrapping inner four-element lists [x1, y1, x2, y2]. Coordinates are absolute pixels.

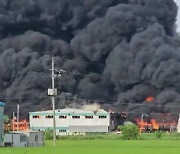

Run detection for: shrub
[[45, 129, 53, 140], [3, 115, 9, 124], [155, 131, 163, 139], [119, 123, 139, 140]]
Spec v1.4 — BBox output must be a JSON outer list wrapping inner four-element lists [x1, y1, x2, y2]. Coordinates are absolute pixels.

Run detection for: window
[[59, 116, 67, 119], [46, 115, 53, 119], [72, 116, 80, 119], [35, 135, 38, 142], [85, 116, 93, 119], [59, 130, 67, 132], [99, 115, 107, 119], [33, 115, 40, 119], [20, 136, 27, 142]]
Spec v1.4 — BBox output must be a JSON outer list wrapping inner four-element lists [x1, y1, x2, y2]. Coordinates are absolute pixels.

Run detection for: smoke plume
[[81, 103, 101, 112], [0, 0, 180, 120]]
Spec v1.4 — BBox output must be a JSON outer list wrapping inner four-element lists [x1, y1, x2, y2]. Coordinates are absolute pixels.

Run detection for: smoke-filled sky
[[0, 0, 180, 119], [175, 0, 180, 32]]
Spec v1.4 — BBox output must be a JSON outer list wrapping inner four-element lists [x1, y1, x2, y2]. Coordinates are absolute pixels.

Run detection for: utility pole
[[48, 57, 69, 146], [52, 57, 56, 147], [48, 57, 57, 147], [12, 112, 15, 132], [17, 104, 19, 131]]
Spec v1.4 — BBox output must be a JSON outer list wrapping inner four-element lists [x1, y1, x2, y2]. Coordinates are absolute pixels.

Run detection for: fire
[[135, 117, 177, 133], [135, 118, 151, 133], [151, 119, 159, 130], [4, 119, 29, 131], [145, 96, 154, 102], [13, 119, 29, 131]]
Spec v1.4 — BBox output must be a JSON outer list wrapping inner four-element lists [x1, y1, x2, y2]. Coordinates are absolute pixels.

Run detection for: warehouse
[[29, 108, 110, 134], [0, 102, 5, 146]]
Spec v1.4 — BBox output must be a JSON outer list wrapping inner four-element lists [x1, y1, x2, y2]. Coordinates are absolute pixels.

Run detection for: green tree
[[119, 123, 139, 140], [3, 115, 9, 124]]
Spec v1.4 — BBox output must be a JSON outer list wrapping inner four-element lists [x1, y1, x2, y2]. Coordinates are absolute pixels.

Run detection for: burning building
[[135, 113, 177, 133], [4, 119, 29, 132]]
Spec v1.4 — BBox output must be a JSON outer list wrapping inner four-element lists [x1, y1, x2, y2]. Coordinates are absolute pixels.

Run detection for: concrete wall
[[4, 132, 44, 147], [68, 126, 109, 133], [0, 106, 4, 146], [4, 133, 27, 147], [26, 132, 44, 146]]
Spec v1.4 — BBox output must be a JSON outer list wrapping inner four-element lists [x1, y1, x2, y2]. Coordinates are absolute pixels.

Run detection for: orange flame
[[151, 119, 159, 130], [145, 96, 154, 102], [135, 117, 177, 133], [4, 119, 29, 131], [13, 119, 29, 131], [135, 118, 151, 133]]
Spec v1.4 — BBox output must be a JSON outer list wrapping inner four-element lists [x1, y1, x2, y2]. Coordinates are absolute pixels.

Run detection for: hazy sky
[[175, 0, 180, 32]]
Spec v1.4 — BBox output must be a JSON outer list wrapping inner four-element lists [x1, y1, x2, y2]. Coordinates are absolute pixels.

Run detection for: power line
[[113, 111, 180, 116], [58, 57, 107, 66], [2, 95, 180, 108]]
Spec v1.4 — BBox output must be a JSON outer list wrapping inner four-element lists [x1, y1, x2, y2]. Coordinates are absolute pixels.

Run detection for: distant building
[[0, 102, 5, 146], [4, 131, 44, 147], [29, 108, 110, 135], [177, 115, 180, 133]]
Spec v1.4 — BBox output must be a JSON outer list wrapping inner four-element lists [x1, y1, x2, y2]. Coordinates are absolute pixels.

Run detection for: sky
[[175, 0, 180, 32]]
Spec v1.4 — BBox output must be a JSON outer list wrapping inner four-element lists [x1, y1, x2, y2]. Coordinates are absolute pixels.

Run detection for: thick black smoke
[[0, 0, 180, 120]]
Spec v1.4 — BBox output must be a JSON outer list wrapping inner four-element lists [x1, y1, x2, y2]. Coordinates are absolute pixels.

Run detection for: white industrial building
[[177, 115, 180, 133], [0, 102, 5, 146], [4, 131, 44, 147], [29, 108, 110, 134]]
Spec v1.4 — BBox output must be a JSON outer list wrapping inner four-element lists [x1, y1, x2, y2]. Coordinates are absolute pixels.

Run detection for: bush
[[155, 131, 163, 139], [45, 129, 53, 140], [119, 123, 139, 140]]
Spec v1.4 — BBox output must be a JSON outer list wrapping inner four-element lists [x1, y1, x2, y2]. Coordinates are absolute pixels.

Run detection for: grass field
[[0, 140, 180, 154]]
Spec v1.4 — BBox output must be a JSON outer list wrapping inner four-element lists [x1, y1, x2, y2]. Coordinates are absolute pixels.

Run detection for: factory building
[[29, 108, 110, 134], [0, 102, 5, 146]]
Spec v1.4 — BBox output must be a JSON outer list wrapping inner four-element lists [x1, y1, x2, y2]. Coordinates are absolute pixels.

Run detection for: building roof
[[0, 102, 5, 106], [29, 108, 109, 116]]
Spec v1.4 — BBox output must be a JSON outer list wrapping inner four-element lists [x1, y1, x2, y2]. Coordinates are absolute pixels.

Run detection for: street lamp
[[140, 113, 149, 133], [141, 113, 149, 123]]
